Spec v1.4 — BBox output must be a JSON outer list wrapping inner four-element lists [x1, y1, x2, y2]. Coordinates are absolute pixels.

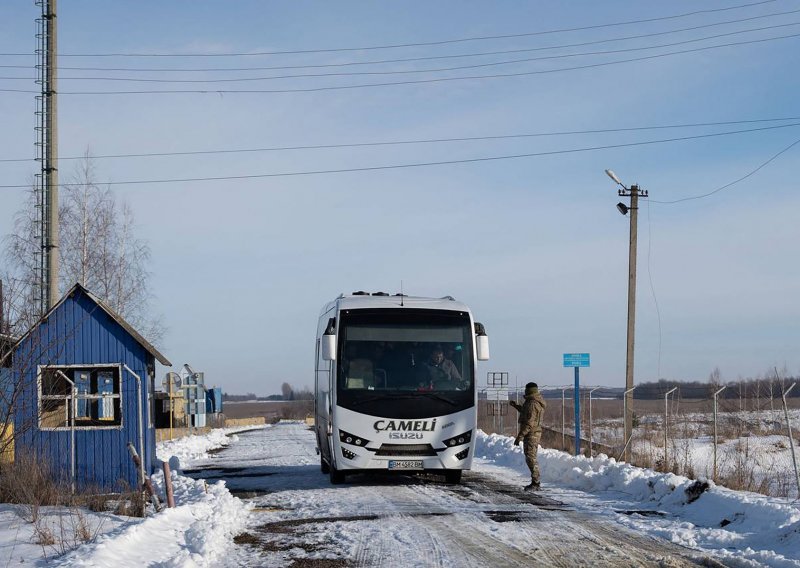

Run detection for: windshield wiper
[[419, 392, 457, 405], [350, 394, 391, 406], [350, 392, 457, 406]]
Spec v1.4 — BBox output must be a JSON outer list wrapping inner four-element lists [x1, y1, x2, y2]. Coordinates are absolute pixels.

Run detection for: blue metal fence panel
[[206, 387, 223, 414]]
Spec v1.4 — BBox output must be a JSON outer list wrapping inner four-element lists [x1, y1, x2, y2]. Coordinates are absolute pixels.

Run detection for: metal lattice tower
[[33, 0, 59, 316]]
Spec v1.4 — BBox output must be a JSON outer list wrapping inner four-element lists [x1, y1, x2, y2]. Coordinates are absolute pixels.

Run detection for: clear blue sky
[[2, 1, 799, 395]]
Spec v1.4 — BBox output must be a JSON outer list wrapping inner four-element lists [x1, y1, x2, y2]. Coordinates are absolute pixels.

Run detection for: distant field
[[538, 396, 800, 423], [223, 400, 313, 421]]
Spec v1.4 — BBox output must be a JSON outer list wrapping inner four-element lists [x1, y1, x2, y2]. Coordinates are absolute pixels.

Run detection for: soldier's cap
[[525, 382, 538, 390]]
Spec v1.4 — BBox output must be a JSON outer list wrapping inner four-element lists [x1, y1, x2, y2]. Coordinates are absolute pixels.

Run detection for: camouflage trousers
[[523, 433, 542, 484]]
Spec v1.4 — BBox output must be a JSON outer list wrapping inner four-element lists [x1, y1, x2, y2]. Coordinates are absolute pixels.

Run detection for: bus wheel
[[444, 470, 462, 484], [320, 456, 330, 474], [329, 465, 345, 485]]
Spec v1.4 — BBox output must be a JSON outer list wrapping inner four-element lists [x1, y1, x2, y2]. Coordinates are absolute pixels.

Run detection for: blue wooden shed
[[10, 283, 171, 492]]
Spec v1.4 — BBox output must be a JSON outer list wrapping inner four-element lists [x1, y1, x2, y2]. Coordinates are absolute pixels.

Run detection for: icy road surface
[[183, 422, 714, 567]]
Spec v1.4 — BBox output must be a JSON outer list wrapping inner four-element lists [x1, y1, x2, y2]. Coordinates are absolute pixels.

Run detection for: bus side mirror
[[321, 334, 337, 361], [476, 334, 489, 361]]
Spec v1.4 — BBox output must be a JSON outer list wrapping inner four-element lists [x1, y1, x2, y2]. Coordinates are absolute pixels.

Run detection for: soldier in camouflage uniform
[[510, 382, 546, 491]]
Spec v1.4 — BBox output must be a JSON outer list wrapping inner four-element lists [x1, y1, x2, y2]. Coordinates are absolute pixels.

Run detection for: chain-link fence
[[478, 382, 800, 500]]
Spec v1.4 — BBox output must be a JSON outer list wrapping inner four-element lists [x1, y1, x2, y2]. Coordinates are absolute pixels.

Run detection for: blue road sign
[[563, 353, 590, 367], [563, 353, 590, 455]]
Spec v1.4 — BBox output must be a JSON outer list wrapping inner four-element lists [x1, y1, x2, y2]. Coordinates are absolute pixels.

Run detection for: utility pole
[[44, 0, 59, 310], [35, 0, 59, 314], [0, 279, 5, 335], [605, 170, 647, 462]]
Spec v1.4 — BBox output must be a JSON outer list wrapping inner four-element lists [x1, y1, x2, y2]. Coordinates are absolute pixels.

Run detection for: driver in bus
[[417, 345, 461, 389]]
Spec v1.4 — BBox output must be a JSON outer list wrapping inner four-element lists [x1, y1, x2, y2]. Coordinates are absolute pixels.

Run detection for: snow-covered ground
[[0, 425, 260, 567], [580, 407, 800, 499], [1, 422, 798, 566], [480, 434, 800, 567]]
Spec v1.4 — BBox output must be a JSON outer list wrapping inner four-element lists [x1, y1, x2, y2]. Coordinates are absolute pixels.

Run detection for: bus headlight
[[342, 447, 357, 460], [339, 429, 371, 447], [442, 430, 472, 447], [455, 448, 469, 460]]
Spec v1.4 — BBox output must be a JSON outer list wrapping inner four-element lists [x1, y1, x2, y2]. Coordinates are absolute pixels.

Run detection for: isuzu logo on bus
[[373, 419, 437, 433], [389, 432, 423, 440]]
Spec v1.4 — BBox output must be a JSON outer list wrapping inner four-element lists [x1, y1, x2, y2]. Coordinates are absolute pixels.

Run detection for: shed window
[[39, 366, 122, 429]]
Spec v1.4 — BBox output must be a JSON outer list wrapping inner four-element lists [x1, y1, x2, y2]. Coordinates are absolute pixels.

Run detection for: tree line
[[632, 368, 798, 399], [534, 367, 799, 400], [222, 382, 313, 402]]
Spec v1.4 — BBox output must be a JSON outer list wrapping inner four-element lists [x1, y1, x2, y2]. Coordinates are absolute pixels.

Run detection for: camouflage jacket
[[517, 390, 546, 438]]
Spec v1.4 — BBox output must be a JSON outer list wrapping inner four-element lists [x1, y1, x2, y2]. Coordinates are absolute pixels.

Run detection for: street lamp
[[605, 169, 647, 462]]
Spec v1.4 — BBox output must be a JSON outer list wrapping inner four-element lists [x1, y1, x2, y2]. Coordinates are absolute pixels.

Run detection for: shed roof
[[11, 282, 171, 366]]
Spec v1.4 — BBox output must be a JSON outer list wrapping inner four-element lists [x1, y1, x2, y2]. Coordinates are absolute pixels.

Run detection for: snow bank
[[53, 428, 261, 567], [157, 425, 268, 466], [57, 472, 249, 568], [476, 430, 800, 567]]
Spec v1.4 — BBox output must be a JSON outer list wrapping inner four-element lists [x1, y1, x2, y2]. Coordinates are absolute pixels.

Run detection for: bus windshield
[[337, 309, 473, 397]]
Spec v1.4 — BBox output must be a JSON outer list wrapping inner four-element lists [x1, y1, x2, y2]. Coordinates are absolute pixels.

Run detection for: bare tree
[[708, 367, 723, 391], [1, 186, 43, 336], [294, 387, 314, 401], [58, 153, 112, 293], [281, 382, 294, 401], [2, 150, 164, 343]]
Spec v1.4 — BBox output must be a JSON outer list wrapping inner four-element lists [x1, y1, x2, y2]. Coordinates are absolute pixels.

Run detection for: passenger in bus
[[444, 344, 461, 374], [417, 345, 461, 389]]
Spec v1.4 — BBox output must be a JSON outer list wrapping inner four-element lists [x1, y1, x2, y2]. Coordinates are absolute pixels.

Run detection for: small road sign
[[487, 372, 509, 387], [563, 353, 590, 367]]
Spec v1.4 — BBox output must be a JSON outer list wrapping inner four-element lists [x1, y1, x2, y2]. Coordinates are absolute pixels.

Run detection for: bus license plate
[[388, 460, 423, 470]]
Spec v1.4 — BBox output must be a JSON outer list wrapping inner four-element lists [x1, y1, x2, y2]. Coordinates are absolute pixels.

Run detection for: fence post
[[664, 387, 677, 471], [756, 380, 761, 434], [493, 396, 497, 434], [162, 461, 175, 508], [713, 385, 727, 482], [619, 386, 636, 462], [780, 383, 799, 498], [770, 380, 776, 430], [589, 386, 601, 458]]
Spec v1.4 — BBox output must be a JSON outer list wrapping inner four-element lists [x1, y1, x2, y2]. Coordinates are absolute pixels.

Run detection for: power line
[[1, 121, 797, 189], [5, 21, 799, 84], [2, 116, 799, 164], [3, 7, 797, 73], [3, 31, 796, 95], [651, 137, 800, 204], [645, 201, 663, 382], [0, 0, 781, 58]]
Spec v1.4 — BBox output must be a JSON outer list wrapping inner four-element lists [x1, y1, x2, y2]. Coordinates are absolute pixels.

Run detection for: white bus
[[314, 291, 489, 484]]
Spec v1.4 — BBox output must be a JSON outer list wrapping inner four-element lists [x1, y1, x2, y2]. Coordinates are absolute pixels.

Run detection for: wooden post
[[127, 442, 161, 513], [162, 461, 175, 508]]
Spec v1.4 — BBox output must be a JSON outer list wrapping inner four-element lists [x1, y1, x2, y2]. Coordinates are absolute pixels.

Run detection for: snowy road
[[182, 422, 714, 567]]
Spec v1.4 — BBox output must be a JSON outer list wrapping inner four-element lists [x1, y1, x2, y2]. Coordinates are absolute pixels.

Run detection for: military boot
[[523, 481, 540, 491]]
